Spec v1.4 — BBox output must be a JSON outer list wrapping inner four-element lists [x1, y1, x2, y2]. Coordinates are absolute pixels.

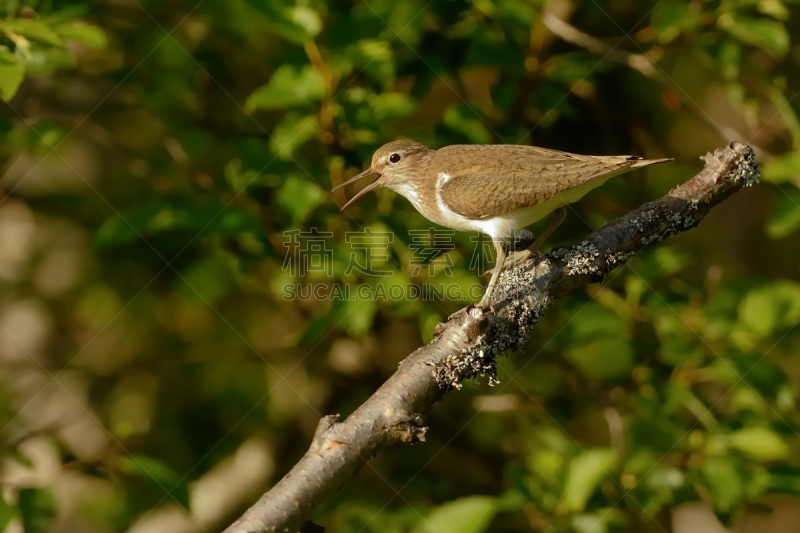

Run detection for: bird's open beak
[[333, 168, 383, 211]]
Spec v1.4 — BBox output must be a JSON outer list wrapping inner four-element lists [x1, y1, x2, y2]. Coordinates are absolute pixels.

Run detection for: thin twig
[[540, 12, 771, 161]]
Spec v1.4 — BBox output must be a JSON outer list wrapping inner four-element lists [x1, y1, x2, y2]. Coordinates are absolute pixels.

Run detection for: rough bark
[[224, 142, 760, 533]]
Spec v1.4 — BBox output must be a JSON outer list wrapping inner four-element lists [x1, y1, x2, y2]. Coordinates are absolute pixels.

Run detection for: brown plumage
[[436, 144, 670, 219]]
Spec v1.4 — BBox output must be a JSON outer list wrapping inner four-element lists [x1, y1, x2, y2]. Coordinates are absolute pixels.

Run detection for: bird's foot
[[447, 307, 468, 322], [503, 248, 547, 269], [475, 292, 492, 311], [473, 292, 500, 316], [447, 291, 494, 322], [447, 300, 492, 322]]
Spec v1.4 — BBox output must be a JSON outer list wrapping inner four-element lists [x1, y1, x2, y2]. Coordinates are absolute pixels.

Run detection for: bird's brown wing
[[437, 145, 664, 219]]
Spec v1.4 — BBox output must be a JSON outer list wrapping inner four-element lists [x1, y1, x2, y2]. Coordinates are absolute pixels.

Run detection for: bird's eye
[[389, 153, 401, 164]]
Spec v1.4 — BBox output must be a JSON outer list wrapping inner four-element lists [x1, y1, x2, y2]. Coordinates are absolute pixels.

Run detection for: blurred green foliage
[[1, 0, 800, 532]]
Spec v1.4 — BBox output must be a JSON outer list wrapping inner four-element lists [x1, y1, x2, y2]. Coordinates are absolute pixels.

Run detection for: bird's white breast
[[432, 172, 552, 240], [433, 172, 491, 234], [394, 181, 422, 210]]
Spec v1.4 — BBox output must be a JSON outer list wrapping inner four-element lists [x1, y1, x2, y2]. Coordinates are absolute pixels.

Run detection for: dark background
[[1, 0, 800, 532]]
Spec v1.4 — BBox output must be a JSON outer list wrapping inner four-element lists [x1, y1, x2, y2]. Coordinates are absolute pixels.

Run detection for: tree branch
[[541, 11, 659, 79], [224, 142, 760, 533]]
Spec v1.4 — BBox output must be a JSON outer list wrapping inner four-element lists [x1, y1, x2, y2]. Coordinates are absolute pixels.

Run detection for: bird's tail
[[626, 156, 674, 168]]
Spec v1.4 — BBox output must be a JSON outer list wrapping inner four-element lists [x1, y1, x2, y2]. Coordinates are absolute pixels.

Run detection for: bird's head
[[333, 140, 433, 210]]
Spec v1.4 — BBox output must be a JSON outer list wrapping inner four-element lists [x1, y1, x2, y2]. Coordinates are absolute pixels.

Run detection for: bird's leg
[[504, 207, 567, 268], [447, 239, 506, 321], [476, 239, 507, 310]]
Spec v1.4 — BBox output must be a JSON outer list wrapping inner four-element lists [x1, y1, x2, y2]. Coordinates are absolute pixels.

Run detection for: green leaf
[[369, 92, 415, 122], [766, 187, 800, 239], [0, 46, 24, 101], [466, 27, 526, 71], [564, 304, 625, 341], [571, 512, 622, 533], [276, 175, 326, 223], [1, 19, 63, 46], [738, 280, 800, 336], [566, 337, 634, 381], [763, 86, 800, 148], [768, 466, 800, 495], [730, 387, 768, 414], [95, 201, 264, 249], [645, 464, 685, 490], [527, 448, 565, 487], [763, 153, 800, 184], [179, 255, 236, 304], [0, 492, 16, 531], [224, 158, 261, 193], [344, 88, 416, 128], [701, 457, 742, 513], [286, 6, 321, 38], [652, 247, 690, 276], [561, 448, 617, 512], [743, 465, 771, 499], [716, 40, 742, 80], [525, 362, 564, 397], [331, 39, 395, 86], [656, 314, 703, 366], [246, 64, 325, 111], [651, 1, 702, 44], [338, 297, 376, 337], [729, 426, 789, 461], [56, 22, 107, 49], [544, 51, 613, 83], [443, 105, 492, 144], [414, 496, 497, 533], [757, 0, 790, 20], [722, 17, 789, 58], [269, 113, 319, 159], [18, 488, 56, 533], [495, 0, 535, 27], [118, 454, 189, 508], [246, 1, 321, 44]]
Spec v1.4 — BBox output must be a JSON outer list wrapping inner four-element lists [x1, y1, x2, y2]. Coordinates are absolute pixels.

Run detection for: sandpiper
[[335, 140, 671, 309]]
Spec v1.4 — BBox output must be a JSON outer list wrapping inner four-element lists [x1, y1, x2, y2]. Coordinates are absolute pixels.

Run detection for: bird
[[334, 140, 672, 311]]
